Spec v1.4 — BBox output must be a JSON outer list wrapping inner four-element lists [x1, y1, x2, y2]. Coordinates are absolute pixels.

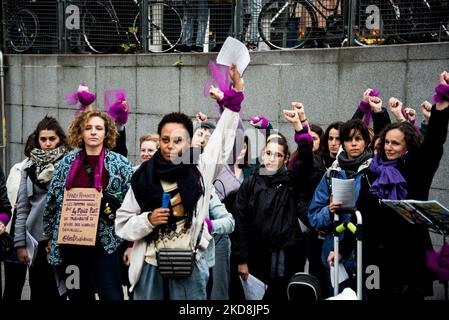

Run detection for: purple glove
[[204, 217, 213, 233]]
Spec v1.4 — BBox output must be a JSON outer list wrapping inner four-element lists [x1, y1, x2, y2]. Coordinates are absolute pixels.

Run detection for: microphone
[[162, 193, 170, 209]]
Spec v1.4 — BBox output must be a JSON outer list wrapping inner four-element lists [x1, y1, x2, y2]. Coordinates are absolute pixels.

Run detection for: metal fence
[[2, 0, 449, 53]]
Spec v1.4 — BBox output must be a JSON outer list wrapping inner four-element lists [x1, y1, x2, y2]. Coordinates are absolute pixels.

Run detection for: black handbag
[[100, 190, 122, 222], [156, 248, 195, 278]]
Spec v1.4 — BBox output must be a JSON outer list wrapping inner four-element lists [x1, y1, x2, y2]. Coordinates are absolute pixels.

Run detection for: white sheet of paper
[[330, 265, 349, 288], [25, 230, 39, 267], [331, 178, 355, 208], [216, 37, 250, 76], [240, 273, 268, 300]]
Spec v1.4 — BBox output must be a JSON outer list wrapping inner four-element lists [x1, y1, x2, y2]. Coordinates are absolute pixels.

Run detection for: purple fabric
[[358, 89, 379, 126], [358, 101, 372, 127], [104, 89, 129, 125], [250, 116, 270, 129], [294, 132, 313, 146], [369, 156, 408, 200], [204, 217, 213, 233], [427, 243, 449, 281], [66, 148, 105, 192], [218, 89, 243, 112], [78, 90, 96, 107], [433, 84, 449, 104], [204, 61, 231, 96], [0, 213, 10, 225], [64, 86, 96, 116]]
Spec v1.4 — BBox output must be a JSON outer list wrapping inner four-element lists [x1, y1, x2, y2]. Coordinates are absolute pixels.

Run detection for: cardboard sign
[[57, 188, 101, 246]]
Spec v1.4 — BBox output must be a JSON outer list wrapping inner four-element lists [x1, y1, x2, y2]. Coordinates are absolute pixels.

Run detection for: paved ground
[[1, 232, 447, 300]]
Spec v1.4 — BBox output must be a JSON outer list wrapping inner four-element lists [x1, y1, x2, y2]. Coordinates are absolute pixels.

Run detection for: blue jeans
[[210, 234, 230, 300], [134, 256, 209, 300], [181, 0, 208, 47]]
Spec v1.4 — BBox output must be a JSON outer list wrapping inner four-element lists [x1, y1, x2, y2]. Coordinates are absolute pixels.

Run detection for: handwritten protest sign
[[57, 188, 101, 246]]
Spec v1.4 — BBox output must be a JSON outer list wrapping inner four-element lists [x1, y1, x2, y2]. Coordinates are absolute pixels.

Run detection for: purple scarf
[[65, 148, 106, 192], [369, 156, 408, 200]]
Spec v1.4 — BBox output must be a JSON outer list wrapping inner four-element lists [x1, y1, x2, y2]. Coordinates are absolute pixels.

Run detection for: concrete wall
[[3, 42, 449, 209]]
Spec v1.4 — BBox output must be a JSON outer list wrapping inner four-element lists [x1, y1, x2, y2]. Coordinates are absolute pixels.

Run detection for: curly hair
[[378, 122, 423, 160], [68, 109, 117, 149]]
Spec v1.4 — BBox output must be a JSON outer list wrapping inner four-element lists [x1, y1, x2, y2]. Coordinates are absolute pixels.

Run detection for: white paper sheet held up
[[331, 178, 355, 208], [330, 265, 349, 288], [25, 230, 38, 267], [240, 274, 268, 300], [216, 37, 250, 76]]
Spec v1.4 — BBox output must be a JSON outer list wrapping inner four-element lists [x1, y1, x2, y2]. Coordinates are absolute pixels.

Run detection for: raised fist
[[368, 96, 382, 112]]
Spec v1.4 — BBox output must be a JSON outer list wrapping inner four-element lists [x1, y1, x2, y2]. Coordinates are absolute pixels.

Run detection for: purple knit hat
[[104, 89, 129, 125], [64, 83, 96, 116]]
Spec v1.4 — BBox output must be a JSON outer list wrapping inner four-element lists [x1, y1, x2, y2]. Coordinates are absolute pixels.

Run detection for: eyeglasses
[[39, 136, 58, 142]]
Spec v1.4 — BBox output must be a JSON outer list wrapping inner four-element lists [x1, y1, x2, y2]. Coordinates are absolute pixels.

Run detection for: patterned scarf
[[29, 146, 67, 184]]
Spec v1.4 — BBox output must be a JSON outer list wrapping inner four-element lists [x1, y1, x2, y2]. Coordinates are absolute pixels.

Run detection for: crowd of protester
[[0, 67, 449, 301]]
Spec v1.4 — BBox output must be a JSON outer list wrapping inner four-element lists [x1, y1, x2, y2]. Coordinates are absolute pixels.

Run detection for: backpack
[[287, 272, 322, 301]]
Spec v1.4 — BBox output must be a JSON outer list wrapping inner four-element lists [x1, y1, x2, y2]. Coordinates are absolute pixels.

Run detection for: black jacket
[[233, 130, 313, 281]]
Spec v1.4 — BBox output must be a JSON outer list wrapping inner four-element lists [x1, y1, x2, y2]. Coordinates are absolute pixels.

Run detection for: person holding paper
[[308, 118, 373, 294], [115, 67, 243, 300], [43, 110, 133, 300], [233, 106, 313, 300], [338, 71, 449, 300], [13, 116, 70, 300]]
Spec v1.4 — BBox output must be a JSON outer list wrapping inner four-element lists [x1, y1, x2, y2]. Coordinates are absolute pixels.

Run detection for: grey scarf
[[337, 148, 373, 178], [29, 146, 67, 183]]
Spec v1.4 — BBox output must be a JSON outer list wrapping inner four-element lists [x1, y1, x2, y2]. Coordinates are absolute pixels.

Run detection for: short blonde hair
[[139, 133, 159, 148], [68, 109, 117, 149]]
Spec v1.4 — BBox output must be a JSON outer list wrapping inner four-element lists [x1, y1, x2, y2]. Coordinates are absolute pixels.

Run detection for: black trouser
[[307, 232, 331, 298], [59, 243, 124, 301], [28, 241, 61, 300], [2, 260, 27, 300]]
